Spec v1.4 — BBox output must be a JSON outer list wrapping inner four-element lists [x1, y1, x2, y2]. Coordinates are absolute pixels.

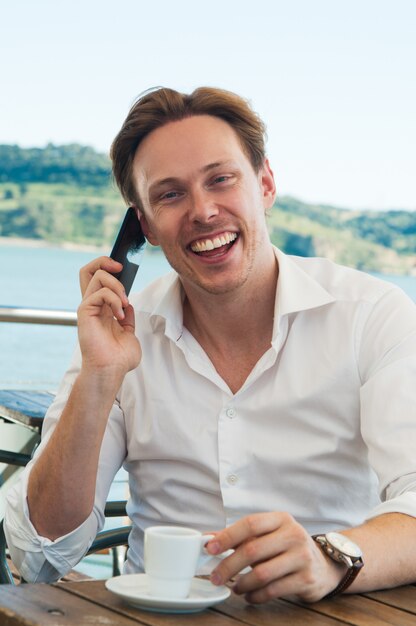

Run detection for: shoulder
[[289, 255, 402, 306]]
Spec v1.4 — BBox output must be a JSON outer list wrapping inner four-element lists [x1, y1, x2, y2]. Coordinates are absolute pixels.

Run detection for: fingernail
[[208, 541, 221, 554], [210, 572, 222, 586]]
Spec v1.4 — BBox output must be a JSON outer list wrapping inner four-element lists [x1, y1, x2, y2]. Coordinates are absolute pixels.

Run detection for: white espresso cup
[[144, 525, 217, 598]]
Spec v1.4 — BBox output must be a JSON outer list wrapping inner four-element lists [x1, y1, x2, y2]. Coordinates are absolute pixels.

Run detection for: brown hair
[[110, 86, 267, 208]]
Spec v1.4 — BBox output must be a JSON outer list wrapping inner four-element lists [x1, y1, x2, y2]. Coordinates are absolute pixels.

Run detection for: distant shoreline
[[0, 236, 107, 253], [1, 235, 415, 277]]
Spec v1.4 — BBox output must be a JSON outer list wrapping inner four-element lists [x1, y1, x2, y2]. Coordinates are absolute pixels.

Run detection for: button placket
[[218, 401, 241, 507]]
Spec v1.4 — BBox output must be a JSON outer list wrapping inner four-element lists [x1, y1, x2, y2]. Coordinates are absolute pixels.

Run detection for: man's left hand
[[205, 512, 345, 603]]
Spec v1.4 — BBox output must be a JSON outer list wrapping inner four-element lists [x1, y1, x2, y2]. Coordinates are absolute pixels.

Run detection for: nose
[[188, 188, 219, 223]]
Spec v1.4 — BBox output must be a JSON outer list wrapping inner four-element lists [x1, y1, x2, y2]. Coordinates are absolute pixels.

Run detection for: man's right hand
[[77, 256, 141, 377], [27, 256, 141, 541]]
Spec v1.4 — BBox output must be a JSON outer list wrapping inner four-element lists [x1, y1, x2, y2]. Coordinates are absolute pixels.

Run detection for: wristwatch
[[312, 531, 364, 598]]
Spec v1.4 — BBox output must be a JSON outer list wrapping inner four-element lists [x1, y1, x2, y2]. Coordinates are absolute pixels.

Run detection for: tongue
[[196, 243, 231, 257]]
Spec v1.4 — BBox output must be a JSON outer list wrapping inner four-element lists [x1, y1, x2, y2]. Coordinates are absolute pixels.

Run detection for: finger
[[210, 529, 284, 586], [118, 304, 135, 332], [232, 548, 304, 595], [209, 514, 308, 586], [79, 287, 127, 321], [244, 571, 302, 604], [242, 543, 342, 604], [83, 269, 129, 309], [206, 512, 285, 556], [79, 257, 123, 296]]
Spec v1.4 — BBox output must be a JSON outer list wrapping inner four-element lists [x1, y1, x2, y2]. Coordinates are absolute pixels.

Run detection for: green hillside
[[269, 197, 415, 274], [0, 144, 414, 274], [0, 181, 122, 246], [0, 144, 111, 186]]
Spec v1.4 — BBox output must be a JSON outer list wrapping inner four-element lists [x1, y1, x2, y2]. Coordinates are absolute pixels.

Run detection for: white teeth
[[191, 232, 237, 253]]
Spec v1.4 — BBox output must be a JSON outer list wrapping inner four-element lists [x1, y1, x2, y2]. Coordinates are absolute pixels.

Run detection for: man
[[5, 87, 416, 603]]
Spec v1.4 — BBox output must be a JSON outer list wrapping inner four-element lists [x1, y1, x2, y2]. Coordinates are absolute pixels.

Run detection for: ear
[[260, 159, 277, 210], [133, 206, 160, 246]]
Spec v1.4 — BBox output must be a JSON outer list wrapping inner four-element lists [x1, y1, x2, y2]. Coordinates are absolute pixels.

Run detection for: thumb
[[119, 304, 135, 332]]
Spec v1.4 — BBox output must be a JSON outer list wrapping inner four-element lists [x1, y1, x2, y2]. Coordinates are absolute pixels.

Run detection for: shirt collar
[[273, 247, 335, 318], [144, 272, 185, 341], [145, 247, 335, 341]]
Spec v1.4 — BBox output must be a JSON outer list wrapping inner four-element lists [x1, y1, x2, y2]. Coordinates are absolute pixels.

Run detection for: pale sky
[[1, 0, 415, 211]]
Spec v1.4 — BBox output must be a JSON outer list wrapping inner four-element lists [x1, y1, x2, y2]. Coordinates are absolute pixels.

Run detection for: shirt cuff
[[4, 464, 98, 583], [365, 491, 416, 521]]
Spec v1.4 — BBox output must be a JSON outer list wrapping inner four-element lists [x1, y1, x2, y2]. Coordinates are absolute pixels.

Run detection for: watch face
[[326, 532, 362, 558]]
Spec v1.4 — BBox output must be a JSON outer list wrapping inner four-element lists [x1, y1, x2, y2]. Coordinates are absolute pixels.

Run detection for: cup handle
[[201, 534, 234, 558], [196, 535, 235, 573], [199, 534, 251, 575], [201, 534, 215, 548]]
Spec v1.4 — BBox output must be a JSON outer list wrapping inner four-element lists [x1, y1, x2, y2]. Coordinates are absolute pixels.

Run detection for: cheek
[[151, 216, 182, 247]]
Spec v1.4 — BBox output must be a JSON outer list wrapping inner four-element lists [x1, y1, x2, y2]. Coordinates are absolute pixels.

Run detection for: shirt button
[[227, 474, 238, 485], [226, 408, 236, 418]]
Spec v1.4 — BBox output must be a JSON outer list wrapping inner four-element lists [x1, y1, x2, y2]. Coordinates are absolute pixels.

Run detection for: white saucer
[[105, 573, 231, 613]]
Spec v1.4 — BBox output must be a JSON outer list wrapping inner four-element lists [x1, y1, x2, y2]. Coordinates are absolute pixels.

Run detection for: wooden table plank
[[363, 586, 416, 613], [214, 591, 352, 625], [288, 593, 416, 626], [0, 583, 146, 626]]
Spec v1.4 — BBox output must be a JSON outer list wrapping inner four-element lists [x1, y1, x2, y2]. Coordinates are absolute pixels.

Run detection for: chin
[[191, 273, 250, 296]]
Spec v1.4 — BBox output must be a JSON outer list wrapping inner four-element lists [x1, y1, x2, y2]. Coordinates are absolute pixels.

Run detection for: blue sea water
[[0, 243, 415, 389], [0, 244, 172, 576], [0, 244, 171, 389]]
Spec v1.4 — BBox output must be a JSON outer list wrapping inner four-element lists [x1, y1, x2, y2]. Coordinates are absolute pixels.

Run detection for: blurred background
[[0, 0, 415, 578], [0, 0, 415, 384], [1, 0, 415, 210]]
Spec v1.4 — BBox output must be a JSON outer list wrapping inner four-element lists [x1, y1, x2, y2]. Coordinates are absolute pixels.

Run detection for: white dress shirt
[[5, 248, 416, 583]]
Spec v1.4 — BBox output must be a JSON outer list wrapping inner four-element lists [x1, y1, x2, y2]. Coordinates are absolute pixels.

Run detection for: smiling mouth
[[190, 232, 238, 255]]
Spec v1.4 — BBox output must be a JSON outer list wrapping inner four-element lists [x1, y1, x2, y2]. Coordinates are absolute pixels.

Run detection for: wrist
[[312, 532, 364, 598], [77, 365, 126, 404], [79, 362, 126, 389]]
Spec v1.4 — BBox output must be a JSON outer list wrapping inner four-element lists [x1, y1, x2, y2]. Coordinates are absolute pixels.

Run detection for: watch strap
[[323, 561, 363, 598], [312, 533, 364, 599]]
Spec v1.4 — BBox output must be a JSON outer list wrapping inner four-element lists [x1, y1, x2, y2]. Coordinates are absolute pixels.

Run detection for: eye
[[160, 190, 182, 202], [209, 174, 235, 188], [213, 175, 230, 184]]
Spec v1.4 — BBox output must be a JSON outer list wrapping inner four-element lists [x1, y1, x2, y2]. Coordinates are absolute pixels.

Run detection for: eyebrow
[[148, 160, 236, 196]]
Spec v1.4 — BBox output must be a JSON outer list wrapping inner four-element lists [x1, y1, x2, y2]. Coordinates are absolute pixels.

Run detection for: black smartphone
[[110, 207, 146, 295]]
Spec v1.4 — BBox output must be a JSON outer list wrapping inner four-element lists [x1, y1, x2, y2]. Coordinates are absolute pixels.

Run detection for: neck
[[182, 249, 279, 377]]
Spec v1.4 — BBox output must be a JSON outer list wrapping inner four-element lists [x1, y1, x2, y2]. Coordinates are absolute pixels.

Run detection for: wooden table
[[0, 579, 415, 625], [0, 390, 54, 478], [0, 390, 55, 431]]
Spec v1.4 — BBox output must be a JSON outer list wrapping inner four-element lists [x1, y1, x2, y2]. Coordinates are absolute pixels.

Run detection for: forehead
[[132, 115, 249, 184]]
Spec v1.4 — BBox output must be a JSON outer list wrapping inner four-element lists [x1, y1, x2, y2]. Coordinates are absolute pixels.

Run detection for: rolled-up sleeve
[[4, 346, 127, 582], [4, 465, 100, 582], [358, 287, 416, 520]]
